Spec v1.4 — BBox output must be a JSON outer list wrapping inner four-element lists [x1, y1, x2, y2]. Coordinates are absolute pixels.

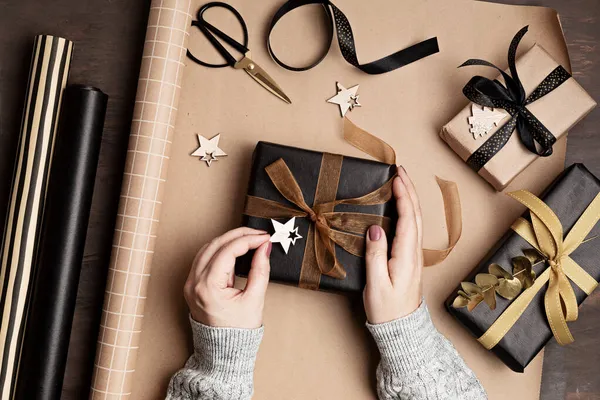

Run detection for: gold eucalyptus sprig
[[452, 249, 542, 311], [453, 234, 598, 312]]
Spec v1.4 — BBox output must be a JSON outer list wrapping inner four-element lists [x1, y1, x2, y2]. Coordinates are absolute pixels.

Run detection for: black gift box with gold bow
[[236, 141, 397, 292], [445, 164, 600, 372]]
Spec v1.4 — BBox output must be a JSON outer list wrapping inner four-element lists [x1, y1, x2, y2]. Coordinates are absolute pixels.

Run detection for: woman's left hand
[[363, 168, 424, 324]]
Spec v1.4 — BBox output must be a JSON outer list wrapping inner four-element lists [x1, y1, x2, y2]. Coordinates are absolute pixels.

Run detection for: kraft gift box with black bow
[[441, 27, 596, 191]]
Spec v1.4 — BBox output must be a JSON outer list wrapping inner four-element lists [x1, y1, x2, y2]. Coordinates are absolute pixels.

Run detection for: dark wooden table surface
[[0, 0, 598, 399]]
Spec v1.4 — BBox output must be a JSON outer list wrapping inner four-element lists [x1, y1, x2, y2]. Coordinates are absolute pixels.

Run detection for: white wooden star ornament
[[468, 104, 507, 139], [191, 133, 227, 166], [327, 82, 361, 117], [269, 217, 302, 254]]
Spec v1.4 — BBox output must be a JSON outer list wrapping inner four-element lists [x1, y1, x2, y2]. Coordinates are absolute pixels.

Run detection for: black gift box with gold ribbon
[[445, 164, 600, 372], [236, 141, 397, 292]]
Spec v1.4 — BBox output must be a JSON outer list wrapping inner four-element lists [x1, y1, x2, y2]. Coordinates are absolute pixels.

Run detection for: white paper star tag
[[191, 133, 227, 166], [327, 82, 361, 117], [468, 104, 507, 139], [269, 217, 302, 254]]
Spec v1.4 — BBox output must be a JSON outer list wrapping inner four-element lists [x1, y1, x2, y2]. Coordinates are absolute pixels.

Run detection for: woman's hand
[[363, 167, 424, 324], [184, 227, 272, 329]]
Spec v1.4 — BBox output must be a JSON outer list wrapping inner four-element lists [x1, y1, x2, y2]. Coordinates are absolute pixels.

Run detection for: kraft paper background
[[126, 0, 572, 398]]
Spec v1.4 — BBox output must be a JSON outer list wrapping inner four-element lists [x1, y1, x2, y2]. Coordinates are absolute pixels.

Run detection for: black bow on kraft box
[[446, 164, 600, 372], [236, 141, 398, 292], [441, 27, 596, 191]]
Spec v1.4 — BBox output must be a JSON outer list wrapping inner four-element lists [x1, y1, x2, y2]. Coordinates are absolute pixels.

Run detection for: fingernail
[[368, 226, 381, 241], [400, 166, 407, 174], [266, 242, 273, 257]]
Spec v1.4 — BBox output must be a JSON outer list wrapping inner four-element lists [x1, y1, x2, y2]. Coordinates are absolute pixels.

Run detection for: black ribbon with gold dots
[[266, 0, 439, 74], [460, 26, 572, 172]]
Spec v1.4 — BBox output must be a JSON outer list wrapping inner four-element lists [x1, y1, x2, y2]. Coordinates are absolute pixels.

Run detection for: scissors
[[187, 2, 292, 104]]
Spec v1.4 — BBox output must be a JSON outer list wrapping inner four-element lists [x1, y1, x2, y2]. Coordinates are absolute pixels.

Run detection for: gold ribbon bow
[[478, 190, 600, 349], [243, 118, 463, 289]]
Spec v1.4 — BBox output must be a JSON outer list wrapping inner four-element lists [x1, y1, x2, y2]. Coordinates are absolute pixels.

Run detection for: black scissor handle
[[187, 2, 250, 68]]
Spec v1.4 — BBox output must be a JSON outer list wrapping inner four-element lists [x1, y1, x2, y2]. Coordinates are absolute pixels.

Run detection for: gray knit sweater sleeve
[[166, 317, 263, 400], [166, 304, 486, 400], [366, 301, 487, 399]]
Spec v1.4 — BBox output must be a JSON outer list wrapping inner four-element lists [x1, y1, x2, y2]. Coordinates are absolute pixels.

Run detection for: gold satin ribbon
[[478, 190, 600, 349], [244, 118, 463, 289]]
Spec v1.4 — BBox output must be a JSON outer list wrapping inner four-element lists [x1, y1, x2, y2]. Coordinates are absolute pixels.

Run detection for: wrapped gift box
[[441, 44, 596, 191], [236, 141, 397, 292], [445, 164, 600, 372]]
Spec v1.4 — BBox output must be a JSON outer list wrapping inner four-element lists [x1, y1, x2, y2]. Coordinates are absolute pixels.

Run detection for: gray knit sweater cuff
[[366, 301, 438, 375], [189, 317, 264, 383]]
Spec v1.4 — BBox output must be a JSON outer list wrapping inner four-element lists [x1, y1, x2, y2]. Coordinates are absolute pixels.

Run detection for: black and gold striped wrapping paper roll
[[0, 35, 73, 398]]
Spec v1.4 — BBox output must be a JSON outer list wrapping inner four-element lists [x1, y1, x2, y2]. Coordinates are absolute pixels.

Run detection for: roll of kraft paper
[[0, 35, 72, 399], [14, 85, 108, 400], [90, 1, 191, 398]]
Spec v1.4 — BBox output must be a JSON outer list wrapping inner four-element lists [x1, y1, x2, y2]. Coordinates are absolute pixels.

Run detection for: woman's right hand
[[363, 167, 424, 324], [184, 227, 272, 329]]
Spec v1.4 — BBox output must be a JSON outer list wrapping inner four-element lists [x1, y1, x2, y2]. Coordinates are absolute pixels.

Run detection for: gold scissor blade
[[248, 70, 292, 104], [236, 56, 291, 104]]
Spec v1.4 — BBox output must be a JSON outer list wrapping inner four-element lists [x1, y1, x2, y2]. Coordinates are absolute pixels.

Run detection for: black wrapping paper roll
[[14, 85, 108, 400]]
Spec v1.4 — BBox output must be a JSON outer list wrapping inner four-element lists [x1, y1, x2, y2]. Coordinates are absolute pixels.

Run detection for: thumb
[[244, 241, 272, 299], [365, 225, 390, 288]]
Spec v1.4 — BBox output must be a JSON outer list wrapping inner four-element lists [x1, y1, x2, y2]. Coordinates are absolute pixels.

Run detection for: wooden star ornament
[[269, 217, 302, 254], [191, 133, 227, 166], [327, 82, 361, 117]]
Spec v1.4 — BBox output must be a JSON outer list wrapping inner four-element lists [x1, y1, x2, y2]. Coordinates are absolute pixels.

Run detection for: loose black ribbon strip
[[460, 26, 571, 172], [267, 0, 439, 74]]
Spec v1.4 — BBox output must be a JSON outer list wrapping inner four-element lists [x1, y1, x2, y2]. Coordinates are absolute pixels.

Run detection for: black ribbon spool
[[267, 0, 439, 74], [460, 26, 572, 172]]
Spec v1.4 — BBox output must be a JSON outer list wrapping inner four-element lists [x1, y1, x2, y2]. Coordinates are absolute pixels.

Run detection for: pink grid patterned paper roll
[[90, 1, 192, 398]]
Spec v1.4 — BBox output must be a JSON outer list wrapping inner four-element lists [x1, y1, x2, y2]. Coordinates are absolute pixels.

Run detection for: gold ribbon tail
[[423, 177, 463, 266], [344, 117, 462, 266], [343, 117, 396, 164]]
